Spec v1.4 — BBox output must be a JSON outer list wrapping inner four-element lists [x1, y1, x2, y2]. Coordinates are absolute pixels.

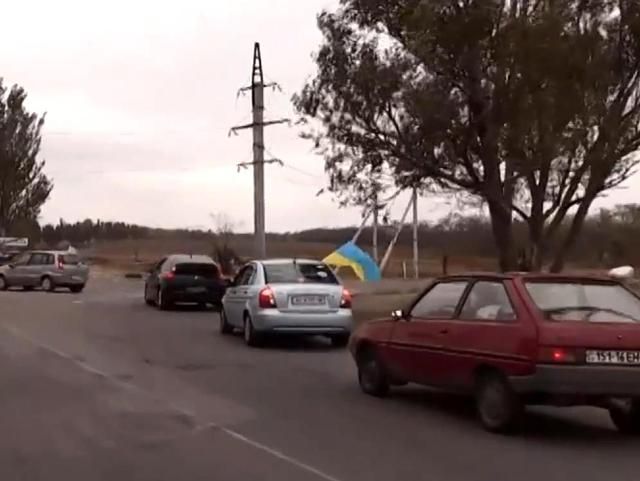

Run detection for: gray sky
[[2, 0, 638, 233]]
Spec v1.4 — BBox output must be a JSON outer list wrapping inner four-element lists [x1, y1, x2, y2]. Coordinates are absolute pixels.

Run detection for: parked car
[[0, 250, 89, 292], [349, 271, 640, 434], [144, 254, 228, 310], [219, 258, 353, 347]]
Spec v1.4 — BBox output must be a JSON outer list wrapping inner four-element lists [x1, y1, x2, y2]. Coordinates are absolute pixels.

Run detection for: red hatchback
[[349, 272, 640, 434]]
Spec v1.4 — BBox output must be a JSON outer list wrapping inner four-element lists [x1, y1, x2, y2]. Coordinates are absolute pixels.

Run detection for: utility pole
[[230, 42, 289, 259], [412, 186, 419, 279]]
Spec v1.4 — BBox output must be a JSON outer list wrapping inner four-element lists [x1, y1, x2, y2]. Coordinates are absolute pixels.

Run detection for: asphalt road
[[0, 277, 638, 481]]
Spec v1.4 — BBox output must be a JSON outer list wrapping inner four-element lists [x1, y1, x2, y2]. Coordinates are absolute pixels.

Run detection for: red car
[[349, 272, 640, 434]]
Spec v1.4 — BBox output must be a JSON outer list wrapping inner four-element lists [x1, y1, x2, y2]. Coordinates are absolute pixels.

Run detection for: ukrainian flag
[[323, 241, 381, 282]]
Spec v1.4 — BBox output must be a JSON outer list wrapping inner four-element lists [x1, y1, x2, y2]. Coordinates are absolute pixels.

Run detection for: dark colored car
[[349, 272, 640, 434], [144, 254, 229, 310]]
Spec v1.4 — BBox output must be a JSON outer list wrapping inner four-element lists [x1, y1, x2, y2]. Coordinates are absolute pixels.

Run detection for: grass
[[84, 236, 497, 279]]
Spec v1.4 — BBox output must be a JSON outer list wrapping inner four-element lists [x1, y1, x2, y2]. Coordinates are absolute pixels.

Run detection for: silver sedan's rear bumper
[[252, 308, 353, 335]]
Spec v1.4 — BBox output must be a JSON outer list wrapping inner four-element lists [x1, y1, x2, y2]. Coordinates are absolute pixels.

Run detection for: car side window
[[410, 281, 468, 319], [46, 254, 55, 265], [459, 281, 516, 322], [156, 258, 169, 272], [238, 266, 255, 286], [12, 253, 31, 266], [28, 254, 45, 265]]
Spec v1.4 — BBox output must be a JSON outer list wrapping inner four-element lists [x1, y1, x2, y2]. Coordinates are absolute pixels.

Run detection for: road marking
[[0, 324, 344, 481]]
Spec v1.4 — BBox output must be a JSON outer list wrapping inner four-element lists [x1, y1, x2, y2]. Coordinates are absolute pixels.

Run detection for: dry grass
[[84, 236, 496, 279]]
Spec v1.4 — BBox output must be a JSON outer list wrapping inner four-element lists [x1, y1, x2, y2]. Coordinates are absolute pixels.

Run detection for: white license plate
[[291, 295, 324, 306], [586, 350, 640, 365], [72, 276, 83, 281]]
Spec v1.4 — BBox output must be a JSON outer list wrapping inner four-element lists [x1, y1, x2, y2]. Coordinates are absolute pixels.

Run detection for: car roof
[[29, 250, 76, 255], [256, 258, 324, 265], [436, 271, 618, 283], [167, 254, 216, 264]]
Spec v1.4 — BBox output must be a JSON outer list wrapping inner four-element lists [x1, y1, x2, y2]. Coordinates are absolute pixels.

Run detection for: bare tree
[[210, 213, 242, 275]]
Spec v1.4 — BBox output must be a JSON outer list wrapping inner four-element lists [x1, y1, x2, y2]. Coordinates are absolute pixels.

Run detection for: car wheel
[[70, 285, 84, 294], [157, 288, 171, 310], [220, 309, 233, 335], [40, 276, 54, 292], [243, 314, 262, 347], [475, 372, 523, 434], [609, 399, 640, 434], [0, 275, 7, 291], [144, 284, 154, 306], [330, 334, 350, 348], [357, 348, 390, 397]]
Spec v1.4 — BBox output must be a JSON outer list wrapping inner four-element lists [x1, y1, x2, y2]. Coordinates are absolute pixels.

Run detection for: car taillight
[[340, 288, 352, 308], [258, 286, 277, 309], [538, 347, 583, 364], [161, 271, 175, 280], [57, 260, 64, 270]]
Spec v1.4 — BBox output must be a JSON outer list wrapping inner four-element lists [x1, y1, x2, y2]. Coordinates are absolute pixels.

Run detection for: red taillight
[[340, 288, 352, 308], [538, 347, 583, 364], [258, 286, 277, 309], [57, 260, 64, 270], [161, 271, 175, 280]]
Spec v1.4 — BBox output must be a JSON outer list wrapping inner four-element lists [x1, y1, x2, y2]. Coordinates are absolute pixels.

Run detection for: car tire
[[0, 275, 7, 291], [40, 276, 54, 293], [157, 288, 171, 311], [330, 334, 350, 348], [70, 285, 84, 294], [357, 347, 390, 397], [144, 284, 154, 306], [243, 314, 262, 347], [609, 399, 640, 434], [220, 309, 233, 335], [475, 372, 523, 434]]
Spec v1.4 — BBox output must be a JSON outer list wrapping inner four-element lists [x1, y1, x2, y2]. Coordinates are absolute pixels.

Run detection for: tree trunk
[[488, 200, 517, 272], [549, 195, 597, 273]]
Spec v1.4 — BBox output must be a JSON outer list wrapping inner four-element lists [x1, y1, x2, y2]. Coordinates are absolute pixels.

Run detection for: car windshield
[[174, 263, 220, 278], [525, 281, 640, 323], [264, 262, 339, 284]]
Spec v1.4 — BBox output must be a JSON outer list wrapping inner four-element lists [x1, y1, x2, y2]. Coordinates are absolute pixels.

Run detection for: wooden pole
[[412, 187, 419, 279], [380, 195, 414, 273]]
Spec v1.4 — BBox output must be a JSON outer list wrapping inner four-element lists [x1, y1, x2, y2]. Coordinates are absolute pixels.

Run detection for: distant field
[[83, 236, 497, 279]]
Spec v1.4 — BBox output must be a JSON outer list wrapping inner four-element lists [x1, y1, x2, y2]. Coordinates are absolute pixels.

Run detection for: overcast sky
[[2, 0, 638, 233]]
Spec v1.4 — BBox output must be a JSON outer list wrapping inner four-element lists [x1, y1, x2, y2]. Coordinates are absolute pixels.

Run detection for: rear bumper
[[253, 309, 353, 335], [510, 365, 640, 397], [166, 287, 224, 305], [52, 273, 88, 286]]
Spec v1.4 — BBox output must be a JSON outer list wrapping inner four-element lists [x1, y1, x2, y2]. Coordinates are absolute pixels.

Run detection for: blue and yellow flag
[[323, 241, 381, 282]]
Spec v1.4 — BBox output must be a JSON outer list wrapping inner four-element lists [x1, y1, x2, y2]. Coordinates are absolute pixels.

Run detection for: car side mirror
[[391, 309, 406, 321], [7, 263, 14, 269]]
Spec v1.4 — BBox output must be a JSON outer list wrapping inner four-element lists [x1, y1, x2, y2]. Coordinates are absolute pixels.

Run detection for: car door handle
[[439, 328, 449, 335]]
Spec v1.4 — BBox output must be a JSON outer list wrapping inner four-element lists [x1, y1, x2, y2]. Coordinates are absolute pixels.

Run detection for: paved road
[[0, 278, 638, 481]]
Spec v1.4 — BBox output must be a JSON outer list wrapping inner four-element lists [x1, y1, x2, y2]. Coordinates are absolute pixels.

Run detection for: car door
[[7, 252, 33, 285], [443, 280, 536, 390], [25, 253, 48, 286], [387, 280, 469, 386], [145, 258, 167, 300], [224, 266, 253, 327]]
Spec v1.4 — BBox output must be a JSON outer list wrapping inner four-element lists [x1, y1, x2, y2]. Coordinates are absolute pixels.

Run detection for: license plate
[[72, 276, 83, 281], [586, 350, 640, 365], [291, 295, 325, 306], [186, 287, 206, 294]]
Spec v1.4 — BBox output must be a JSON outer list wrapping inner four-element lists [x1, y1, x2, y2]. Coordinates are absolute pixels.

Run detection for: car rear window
[[525, 281, 640, 323], [174, 263, 220, 278], [60, 254, 80, 265], [264, 262, 339, 285]]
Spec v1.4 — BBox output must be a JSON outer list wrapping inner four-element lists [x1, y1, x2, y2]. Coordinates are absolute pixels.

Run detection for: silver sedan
[[219, 258, 354, 347]]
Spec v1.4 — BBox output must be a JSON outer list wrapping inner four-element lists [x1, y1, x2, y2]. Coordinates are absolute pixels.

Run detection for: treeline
[[7, 203, 640, 268]]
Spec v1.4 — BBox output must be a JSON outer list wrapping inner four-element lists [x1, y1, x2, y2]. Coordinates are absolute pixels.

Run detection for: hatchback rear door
[[523, 279, 640, 365], [58, 253, 88, 282]]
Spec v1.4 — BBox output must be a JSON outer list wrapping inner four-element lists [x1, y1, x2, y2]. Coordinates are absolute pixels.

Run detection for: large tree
[[294, 0, 640, 271], [0, 80, 52, 237]]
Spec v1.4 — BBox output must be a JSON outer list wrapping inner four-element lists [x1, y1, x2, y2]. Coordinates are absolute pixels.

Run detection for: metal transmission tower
[[230, 42, 289, 259]]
